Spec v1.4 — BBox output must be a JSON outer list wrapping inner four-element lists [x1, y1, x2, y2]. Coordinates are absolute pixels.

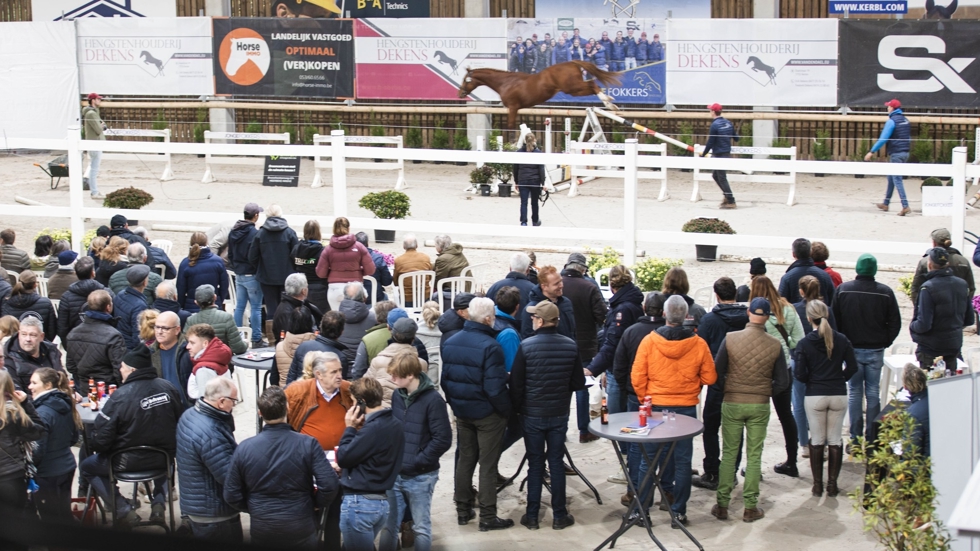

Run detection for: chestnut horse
[[457, 60, 621, 131]]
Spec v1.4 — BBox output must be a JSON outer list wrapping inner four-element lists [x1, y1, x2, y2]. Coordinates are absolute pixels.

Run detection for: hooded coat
[[292, 240, 329, 314], [247, 217, 298, 287], [227, 220, 259, 276], [187, 337, 233, 401], [176, 247, 229, 313], [587, 282, 644, 376], [433, 243, 469, 283], [631, 325, 717, 406], [3, 292, 57, 342], [65, 310, 126, 390], [32, 390, 79, 478], [315, 234, 375, 285], [391, 373, 452, 477], [4, 337, 62, 392], [337, 299, 376, 366], [57, 279, 110, 343]]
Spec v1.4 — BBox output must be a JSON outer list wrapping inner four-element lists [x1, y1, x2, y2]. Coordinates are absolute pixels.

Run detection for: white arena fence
[[1, 129, 977, 266], [201, 130, 291, 183], [692, 144, 798, 206], [311, 131, 406, 190], [95, 128, 175, 182], [568, 140, 669, 200]]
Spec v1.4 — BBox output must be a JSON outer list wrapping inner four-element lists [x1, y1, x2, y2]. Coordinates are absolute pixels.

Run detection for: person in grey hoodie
[[337, 282, 376, 366], [247, 204, 298, 318]]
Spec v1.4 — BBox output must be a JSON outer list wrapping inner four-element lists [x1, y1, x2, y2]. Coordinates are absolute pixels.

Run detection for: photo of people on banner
[[506, 18, 666, 104]]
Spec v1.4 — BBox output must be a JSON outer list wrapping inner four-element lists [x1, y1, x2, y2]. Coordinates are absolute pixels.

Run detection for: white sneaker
[[90, 193, 105, 200], [607, 469, 628, 485]]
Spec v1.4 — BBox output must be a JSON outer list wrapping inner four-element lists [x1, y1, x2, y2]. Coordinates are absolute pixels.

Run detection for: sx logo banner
[[839, 20, 980, 107]]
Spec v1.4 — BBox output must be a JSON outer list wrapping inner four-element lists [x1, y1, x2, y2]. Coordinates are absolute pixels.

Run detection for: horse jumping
[[457, 61, 621, 131]]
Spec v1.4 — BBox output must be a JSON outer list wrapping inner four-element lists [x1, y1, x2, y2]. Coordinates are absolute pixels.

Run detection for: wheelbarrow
[[34, 155, 69, 189]]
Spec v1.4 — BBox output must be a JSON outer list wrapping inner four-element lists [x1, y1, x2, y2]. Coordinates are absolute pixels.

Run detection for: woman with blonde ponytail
[[794, 299, 857, 498], [28, 368, 80, 521], [176, 231, 229, 313]]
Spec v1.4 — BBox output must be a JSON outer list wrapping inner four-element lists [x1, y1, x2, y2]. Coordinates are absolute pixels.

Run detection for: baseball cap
[[749, 297, 771, 317], [387, 308, 409, 326], [928, 247, 949, 267], [931, 228, 951, 243], [126, 264, 151, 285], [707, 103, 723, 112], [884, 99, 901, 109], [565, 252, 588, 270], [87, 93, 102, 101], [391, 318, 418, 341], [110, 214, 128, 228], [244, 202, 264, 217], [527, 300, 559, 323], [58, 250, 78, 266], [453, 293, 475, 311], [195, 284, 216, 304]]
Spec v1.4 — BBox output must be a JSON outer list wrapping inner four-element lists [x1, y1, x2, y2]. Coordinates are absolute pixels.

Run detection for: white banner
[[77, 17, 214, 96], [666, 19, 838, 107], [0, 22, 79, 139], [32, 0, 176, 21]]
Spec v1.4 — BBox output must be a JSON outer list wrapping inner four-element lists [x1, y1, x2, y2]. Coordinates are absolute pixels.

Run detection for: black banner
[[263, 155, 301, 187], [347, 0, 429, 17], [839, 20, 980, 108], [213, 18, 354, 98]]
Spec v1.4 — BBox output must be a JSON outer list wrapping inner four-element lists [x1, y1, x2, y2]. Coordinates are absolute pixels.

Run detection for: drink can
[[108, 384, 117, 395], [638, 410, 647, 427], [97, 381, 106, 399], [956, 368, 963, 375]]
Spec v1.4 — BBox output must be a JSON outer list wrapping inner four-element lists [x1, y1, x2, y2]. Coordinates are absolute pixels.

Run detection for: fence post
[[624, 139, 639, 266], [67, 127, 85, 253], [331, 130, 348, 218], [952, 146, 967, 252]]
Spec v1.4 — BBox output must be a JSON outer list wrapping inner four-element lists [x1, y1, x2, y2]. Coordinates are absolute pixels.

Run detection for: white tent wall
[[0, 21, 79, 140]]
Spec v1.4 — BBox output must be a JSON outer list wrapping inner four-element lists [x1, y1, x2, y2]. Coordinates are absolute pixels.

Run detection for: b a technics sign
[[213, 18, 353, 98]]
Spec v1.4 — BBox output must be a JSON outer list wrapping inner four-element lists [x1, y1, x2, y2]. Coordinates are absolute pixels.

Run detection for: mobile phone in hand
[[356, 398, 366, 418]]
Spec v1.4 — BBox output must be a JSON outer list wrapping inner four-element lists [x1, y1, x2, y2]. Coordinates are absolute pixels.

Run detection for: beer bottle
[[600, 398, 609, 425]]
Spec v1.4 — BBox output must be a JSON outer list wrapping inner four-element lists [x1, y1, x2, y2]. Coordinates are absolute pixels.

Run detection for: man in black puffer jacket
[[225, 386, 337, 548], [247, 205, 299, 317], [4, 314, 63, 392], [380, 353, 451, 551], [82, 345, 184, 526], [510, 300, 585, 531], [227, 204, 264, 346], [910, 247, 973, 370], [65, 290, 126, 393], [57, 257, 111, 343], [176, 377, 241, 542], [437, 292, 473, 351]]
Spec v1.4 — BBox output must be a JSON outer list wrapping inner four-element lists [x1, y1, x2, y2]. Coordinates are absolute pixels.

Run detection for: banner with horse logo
[[76, 17, 213, 96], [506, 18, 666, 104], [212, 18, 354, 98], [666, 19, 838, 107], [355, 18, 506, 100]]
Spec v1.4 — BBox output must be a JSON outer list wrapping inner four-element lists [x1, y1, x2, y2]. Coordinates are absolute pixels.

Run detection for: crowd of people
[[508, 28, 665, 74], [0, 206, 967, 548]]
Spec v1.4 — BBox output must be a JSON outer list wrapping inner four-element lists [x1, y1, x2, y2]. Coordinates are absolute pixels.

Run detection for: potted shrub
[[453, 122, 471, 166], [681, 217, 735, 262], [812, 129, 831, 176], [852, 139, 869, 178], [193, 108, 209, 157], [431, 120, 450, 164], [405, 118, 423, 164], [470, 165, 494, 196], [486, 142, 515, 196], [103, 187, 154, 225], [920, 176, 953, 216], [358, 190, 410, 243]]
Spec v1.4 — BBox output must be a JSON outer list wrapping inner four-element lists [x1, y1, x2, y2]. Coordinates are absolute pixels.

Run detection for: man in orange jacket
[[631, 295, 716, 527]]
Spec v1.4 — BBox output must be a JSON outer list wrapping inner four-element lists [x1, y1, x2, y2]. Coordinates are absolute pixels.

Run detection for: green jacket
[[764, 303, 805, 366], [109, 267, 161, 305], [363, 323, 391, 362], [82, 106, 105, 141], [397, 371, 435, 408], [434, 243, 469, 283], [185, 306, 248, 355]]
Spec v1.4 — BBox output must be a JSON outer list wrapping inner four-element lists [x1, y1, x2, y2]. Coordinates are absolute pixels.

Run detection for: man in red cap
[[702, 103, 739, 209], [81, 93, 106, 200], [865, 99, 911, 216]]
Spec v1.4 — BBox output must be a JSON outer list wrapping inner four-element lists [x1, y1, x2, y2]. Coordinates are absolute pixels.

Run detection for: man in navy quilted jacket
[[175, 377, 241, 542], [702, 103, 740, 209]]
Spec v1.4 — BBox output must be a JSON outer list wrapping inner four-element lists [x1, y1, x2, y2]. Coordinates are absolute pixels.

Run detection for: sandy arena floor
[[4, 150, 977, 550]]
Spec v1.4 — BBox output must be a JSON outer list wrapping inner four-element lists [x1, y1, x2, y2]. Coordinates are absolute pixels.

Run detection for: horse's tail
[[571, 60, 621, 87]]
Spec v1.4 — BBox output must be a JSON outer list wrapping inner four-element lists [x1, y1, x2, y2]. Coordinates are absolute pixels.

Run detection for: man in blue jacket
[[486, 252, 536, 329], [379, 350, 451, 551], [610, 33, 626, 72], [441, 297, 514, 532], [702, 103, 739, 209], [227, 203, 265, 347], [648, 33, 665, 62], [176, 377, 241, 542], [635, 33, 649, 66], [224, 386, 338, 548], [624, 28, 638, 70], [866, 99, 912, 216], [778, 238, 835, 306], [113, 264, 151, 350]]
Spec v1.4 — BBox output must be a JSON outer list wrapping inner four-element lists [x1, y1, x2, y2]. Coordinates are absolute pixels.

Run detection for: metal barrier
[[90, 129, 175, 181], [310, 133, 406, 190], [201, 130, 290, 183], [692, 144, 798, 206]]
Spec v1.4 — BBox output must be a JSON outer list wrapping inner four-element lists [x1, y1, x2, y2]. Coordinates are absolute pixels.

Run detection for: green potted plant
[[453, 122, 471, 166], [245, 120, 263, 143], [103, 187, 154, 224], [681, 217, 735, 262], [358, 190, 410, 243], [369, 113, 385, 163], [405, 117, 423, 164], [470, 165, 495, 196], [486, 142, 515, 196], [812, 129, 831, 176], [431, 120, 450, 164], [193, 108, 209, 157], [852, 139, 869, 178]]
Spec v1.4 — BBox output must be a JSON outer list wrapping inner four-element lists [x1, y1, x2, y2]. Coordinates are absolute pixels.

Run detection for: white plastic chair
[[153, 239, 173, 256], [50, 299, 60, 312], [693, 286, 715, 309], [239, 327, 252, 347], [593, 267, 638, 302], [36, 277, 48, 298], [963, 347, 980, 374], [398, 271, 435, 312], [225, 270, 237, 314], [7, 271, 18, 286], [460, 263, 489, 291], [437, 276, 477, 313], [363, 275, 379, 310], [890, 342, 914, 355]]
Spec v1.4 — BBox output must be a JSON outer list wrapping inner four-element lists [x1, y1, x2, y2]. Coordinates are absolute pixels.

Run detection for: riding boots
[[809, 444, 825, 497], [826, 445, 843, 497]]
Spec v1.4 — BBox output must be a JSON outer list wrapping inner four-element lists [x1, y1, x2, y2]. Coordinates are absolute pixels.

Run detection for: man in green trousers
[[709, 297, 790, 522]]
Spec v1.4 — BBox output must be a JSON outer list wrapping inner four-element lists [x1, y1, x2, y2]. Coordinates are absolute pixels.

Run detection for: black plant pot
[[374, 158, 383, 163], [681, 168, 693, 173], [480, 184, 492, 196], [855, 173, 865, 178], [498, 183, 513, 197], [455, 161, 467, 166], [374, 229, 396, 244], [197, 154, 205, 158], [815, 173, 826, 177], [695, 244, 718, 262], [434, 161, 444, 165], [412, 159, 422, 164]]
